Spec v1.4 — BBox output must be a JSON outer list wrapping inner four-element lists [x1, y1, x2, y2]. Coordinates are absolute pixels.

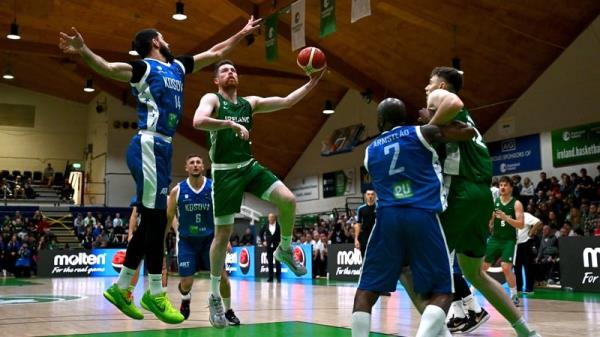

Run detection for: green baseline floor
[[48, 321, 398, 337]]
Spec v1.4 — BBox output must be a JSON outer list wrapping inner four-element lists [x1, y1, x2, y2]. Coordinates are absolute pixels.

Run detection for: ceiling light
[[6, 20, 20, 40], [84, 79, 95, 93], [128, 41, 139, 56], [2, 69, 14, 80], [323, 100, 334, 114], [172, 1, 187, 21]]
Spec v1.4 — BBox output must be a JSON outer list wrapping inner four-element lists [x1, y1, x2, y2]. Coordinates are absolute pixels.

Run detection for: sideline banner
[[488, 134, 541, 175], [255, 245, 312, 279], [226, 246, 255, 278], [551, 122, 600, 167], [559, 236, 600, 292], [327, 244, 362, 281]]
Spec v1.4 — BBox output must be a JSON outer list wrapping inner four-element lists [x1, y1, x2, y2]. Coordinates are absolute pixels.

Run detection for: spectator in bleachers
[[329, 221, 349, 244], [6, 234, 20, 275], [60, 181, 74, 201], [535, 172, 551, 195], [81, 227, 93, 249], [82, 212, 96, 227], [240, 227, 254, 246], [535, 225, 559, 285], [13, 176, 25, 199], [1, 178, 13, 198], [584, 203, 599, 236], [43, 163, 55, 187], [91, 222, 103, 239], [73, 213, 84, 238], [566, 206, 583, 231], [229, 231, 240, 247], [519, 177, 535, 207], [14, 242, 32, 278], [96, 213, 105, 227], [511, 175, 522, 200], [92, 231, 108, 248], [24, 177, 35, 199], [576, 168, 594, 200], [112, 213, 123, 228], [560, 173, 575, 197], [312, 231, 328, 278], [0, 235, 6, 277]]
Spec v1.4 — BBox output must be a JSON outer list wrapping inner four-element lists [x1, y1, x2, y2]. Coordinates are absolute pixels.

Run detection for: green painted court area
[[521, 288, 600, 303], [0, 278, 40, 286], [49, 322, 397, 337]]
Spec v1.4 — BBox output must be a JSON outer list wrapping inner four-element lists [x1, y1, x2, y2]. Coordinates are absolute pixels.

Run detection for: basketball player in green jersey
[[426, 67, 540, 337], [483, 176, 524, 306], [192, 59, 324, 328]]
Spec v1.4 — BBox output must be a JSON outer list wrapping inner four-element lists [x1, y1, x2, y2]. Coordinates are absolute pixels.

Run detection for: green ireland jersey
[[493, 197, 517, 240], [444, 107, 493, 184], [208, 93, 253, 164]]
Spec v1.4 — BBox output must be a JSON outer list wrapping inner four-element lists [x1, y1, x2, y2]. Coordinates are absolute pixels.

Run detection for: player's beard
[[159, 43, 175, 63]]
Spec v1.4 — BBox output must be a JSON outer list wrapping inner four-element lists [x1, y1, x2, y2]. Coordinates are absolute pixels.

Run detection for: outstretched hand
[[308, 67, 327, 85], [240, 15, 262, 37], [59, 27, 85, 54]]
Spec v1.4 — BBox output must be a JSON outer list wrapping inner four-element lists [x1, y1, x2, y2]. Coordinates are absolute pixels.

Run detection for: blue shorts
[[177, 235, 213, 277], [358, 206, 453, 295], [127, 133, 172, 210]]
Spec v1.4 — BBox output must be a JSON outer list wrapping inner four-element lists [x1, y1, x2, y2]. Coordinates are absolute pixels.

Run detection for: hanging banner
[[288, 175, 319, 202], [351, 0, 371, 23], [488, 134, 542, 175], [320, 0, 336, 38], [291, 0, 306, 51], [551, 122, 600, 167], [265, 14, 279, 62], [323, 168, 355, 198]]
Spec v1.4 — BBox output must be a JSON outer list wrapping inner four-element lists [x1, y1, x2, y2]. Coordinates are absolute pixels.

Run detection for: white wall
[[284, 89, 377, 214], [484, 15, 600, 183], [0, 83, 87, 174]]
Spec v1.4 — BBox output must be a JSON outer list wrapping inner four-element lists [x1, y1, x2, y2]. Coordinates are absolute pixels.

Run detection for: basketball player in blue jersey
[[59, 18, 261, 324], [351, 98, 476, 337], [166, 155, 240, 326]]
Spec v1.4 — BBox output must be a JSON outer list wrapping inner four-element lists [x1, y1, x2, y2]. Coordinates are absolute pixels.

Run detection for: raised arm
[[246, 70, 325, 114], [59, 27, 132, 82], [192, 93, 249, 140], [190, 16, 262, 72], [427, 89, 464, 126], [420, 122, 476, 144]]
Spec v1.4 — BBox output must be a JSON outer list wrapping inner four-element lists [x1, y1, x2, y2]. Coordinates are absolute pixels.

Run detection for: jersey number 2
[[384, 143, 404, 175]]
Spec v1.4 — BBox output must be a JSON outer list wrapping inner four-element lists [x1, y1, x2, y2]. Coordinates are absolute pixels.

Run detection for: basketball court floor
[[0, 276, 597, 337]]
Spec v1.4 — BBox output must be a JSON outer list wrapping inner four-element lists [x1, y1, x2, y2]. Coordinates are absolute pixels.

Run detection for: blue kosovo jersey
[[364, 126, 446, 212], [176, 178, 214, 237], [130, 58, 187, 137]]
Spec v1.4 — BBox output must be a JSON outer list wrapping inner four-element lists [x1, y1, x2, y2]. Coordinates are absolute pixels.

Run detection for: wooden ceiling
[[1, 1, 598, 177]]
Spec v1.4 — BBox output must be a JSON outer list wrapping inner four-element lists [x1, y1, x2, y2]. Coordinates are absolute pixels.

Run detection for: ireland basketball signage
[[551, 122, 600, 167]]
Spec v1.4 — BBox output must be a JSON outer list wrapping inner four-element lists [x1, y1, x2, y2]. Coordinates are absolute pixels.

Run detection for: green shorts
[[439, 177, 494, 258], [212, 160, 280, 225], [484, 237, 517, 264]]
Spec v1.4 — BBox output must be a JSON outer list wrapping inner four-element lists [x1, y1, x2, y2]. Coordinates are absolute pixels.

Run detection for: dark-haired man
[[427, 67, 540, 337], [483, 176, 524, 306], [352, 98, 476, 337], [59, 18, 260, 324], [193, 59, 324, 328]]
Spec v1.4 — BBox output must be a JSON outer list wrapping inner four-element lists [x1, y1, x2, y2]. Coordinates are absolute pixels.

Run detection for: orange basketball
[[297, 47, 326, 75]]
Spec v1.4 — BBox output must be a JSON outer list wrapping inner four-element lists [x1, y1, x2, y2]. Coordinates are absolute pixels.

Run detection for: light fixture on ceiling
[[128, 41, 139, 56], [172, 1, 187, 21], [2, 68, 14, 80], [323, 100, 335, 114], [84, 78, 95, 93], [6, 20, 20, 40]]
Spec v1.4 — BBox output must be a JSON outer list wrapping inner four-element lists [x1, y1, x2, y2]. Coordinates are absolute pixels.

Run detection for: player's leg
[[176, 237, 197, 320], [408, 211, 453, 337], [103, 135, 147, 319], [501, 241, 519, 305], [134, 137, 183, 324], [220, 269, 240, 325], [209, 168, 246, 328], [515, 243, 525, 292], [246, 163, 305, 275]]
